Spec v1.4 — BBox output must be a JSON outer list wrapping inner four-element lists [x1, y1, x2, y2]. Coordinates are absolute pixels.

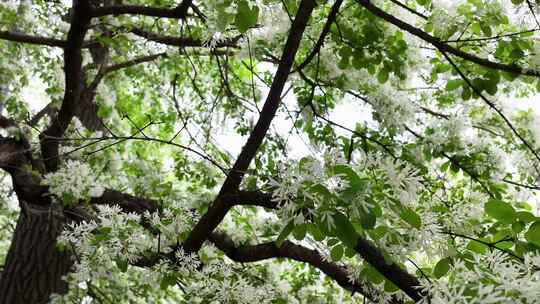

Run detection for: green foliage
[[485, 199, 517, 224], [525, 221, 540, 246], [433, 257, 451, 279], [235, 1, 259, 33]]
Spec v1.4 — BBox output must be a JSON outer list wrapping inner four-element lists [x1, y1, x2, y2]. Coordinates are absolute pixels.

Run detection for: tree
[[2, 0, 540, 302]]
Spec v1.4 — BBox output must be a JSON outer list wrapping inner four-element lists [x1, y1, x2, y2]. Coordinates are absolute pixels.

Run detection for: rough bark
[[0, 203, 73, 304]]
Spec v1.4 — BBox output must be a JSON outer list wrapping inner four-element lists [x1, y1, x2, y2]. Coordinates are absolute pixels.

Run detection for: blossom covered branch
[[355, 0, 540, 77], [182, 0, 317, 253]]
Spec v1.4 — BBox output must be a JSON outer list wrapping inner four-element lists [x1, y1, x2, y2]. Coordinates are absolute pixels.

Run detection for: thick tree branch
[[39, 0, 92, 172], [0, 31, 104, 49], [28, 104, 55, 127], [208, 231, 398, 303], [90, 0, 194, 19], [130, 28, 240, 48], [0, 115, 17, 129], [355, 0, 540, 77], [89, 189, 157, 214], [219, 187, 425, 302], [0, 137, 48, 206], [353, 237, 426, 302], [0, 31, 66, 47], [182, 0, 317, 253], [222, 190, 277, 209]]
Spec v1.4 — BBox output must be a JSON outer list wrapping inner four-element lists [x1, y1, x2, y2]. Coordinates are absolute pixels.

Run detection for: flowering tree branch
[[89, 189, 158, 215], [87, 52, 168, 93], [208, 231, 402, 303], [440, 51, 540, 165], [216, 187, 425, 302], [129, 28, 241, 48], [353, 237, 426, 302], [355, 0, 540, 77], [89, 0, 195, 19], [182, 0, 317, 253], [101, 53, 167, 75], [292, 0, 344, 73]]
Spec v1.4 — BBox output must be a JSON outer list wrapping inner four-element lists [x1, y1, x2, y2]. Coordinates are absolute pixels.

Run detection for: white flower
[[44, 160, 104, 205]]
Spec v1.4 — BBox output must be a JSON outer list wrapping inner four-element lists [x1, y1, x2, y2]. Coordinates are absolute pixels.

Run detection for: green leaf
[[310, 183, 334, 200], [361, 265, 384, 284], [466, 240, 488, 254], [92, 226, 112, 243], [480, 23, 492, 37], [377, 68, 389, 84], [276, 221, 294, 247], [333, 211, 359, 248], [485, 199, 517, 224], [308, 223, 325, 241], [344, 246, 356, 258], [292, 223, 307, 241], [330, 245, 344, 261], [359, 212, 377, 230], [512, 221, 525, 233], [384, 279, 399, 292], [525, 221, 540, 246], [327, 238, 340, 247], [446, 79, 461, 91], [517, 211, 537, 223], [333, 164, 363, 187], [433, 257, 451, 278], [400, 208, 422, 229], [116, 258, 128, 273], [235, 1, 259, 33]]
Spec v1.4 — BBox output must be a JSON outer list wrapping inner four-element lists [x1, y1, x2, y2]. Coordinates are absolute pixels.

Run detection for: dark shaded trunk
[[0, 203, 73, 304]]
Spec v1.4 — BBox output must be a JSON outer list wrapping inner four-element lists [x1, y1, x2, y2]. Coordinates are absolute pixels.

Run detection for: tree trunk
[[0, 203, 73, 304]]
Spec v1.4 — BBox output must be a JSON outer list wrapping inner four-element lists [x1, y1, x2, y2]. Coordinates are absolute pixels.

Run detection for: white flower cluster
[[368, 156, 423, 207], [55, 198, 284, 303], [144, 200, 198, 247], [182, 260, 277, 304], [368, 84, 415, 132], [421, 251, 540, 304], [426, 114, 474, 150], [269, 157, 324, 223], [55, 205, 173, 302], [429, 0, 466, 39], [43, 160, 104, 205], [252, 3, 290, 42], [269, 150, 350, 226], [0, 0, 18, 11]]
